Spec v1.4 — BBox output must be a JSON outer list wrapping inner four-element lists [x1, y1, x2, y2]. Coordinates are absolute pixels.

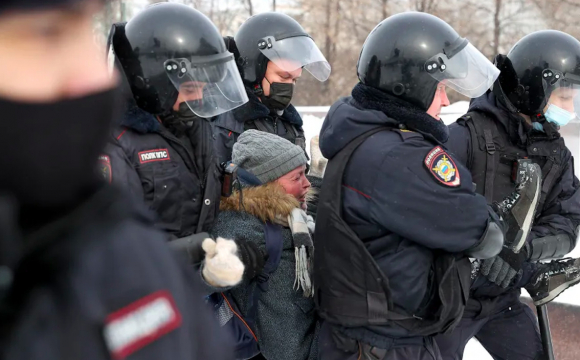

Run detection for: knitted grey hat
[[232, 130, 308, 184]]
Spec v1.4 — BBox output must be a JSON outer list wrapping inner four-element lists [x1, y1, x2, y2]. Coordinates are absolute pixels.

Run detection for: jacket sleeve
[[529, 154, 580, 258], [366, 142, 491, 253], [101, 140, 145, 202], [198, 212, 260, 295]]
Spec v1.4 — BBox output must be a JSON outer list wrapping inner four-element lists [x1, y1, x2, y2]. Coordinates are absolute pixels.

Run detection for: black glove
[[480, 246, 528, 288], [236, 240, 267, 281]]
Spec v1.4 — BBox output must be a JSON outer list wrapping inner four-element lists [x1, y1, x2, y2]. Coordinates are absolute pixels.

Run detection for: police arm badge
[[424, 146, 460, 187]]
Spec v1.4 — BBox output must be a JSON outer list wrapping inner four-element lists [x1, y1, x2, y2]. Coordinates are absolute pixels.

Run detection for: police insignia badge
[[99, 155, 112, 184], [103, 290, 182, 359], [424, 146, 460, 187]]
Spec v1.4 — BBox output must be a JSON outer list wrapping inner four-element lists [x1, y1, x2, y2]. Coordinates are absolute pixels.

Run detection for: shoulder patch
[[138, 149, 170, 164], [424, 146, 461, 187], [98, 155, 112, 184], [104, 291, 181, 360]]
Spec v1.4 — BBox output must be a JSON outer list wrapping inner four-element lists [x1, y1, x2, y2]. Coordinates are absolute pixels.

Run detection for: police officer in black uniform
[[435, 30, 580, 360], [213, 12, 331, 165], [0, 0, 233, 359], [313, 12, 525, 360], [103, 3, 249, 240]]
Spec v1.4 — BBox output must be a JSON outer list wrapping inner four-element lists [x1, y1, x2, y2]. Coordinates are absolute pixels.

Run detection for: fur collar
[[231, 88, 303, 127], [120, 102, 160, 134], [352, 83, 449, 143], [220, 183, 299, 224]]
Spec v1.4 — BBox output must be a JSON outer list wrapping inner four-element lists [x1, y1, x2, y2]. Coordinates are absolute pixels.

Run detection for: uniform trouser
[[433, 297, 543, 360], [319, 322, 443, 360]]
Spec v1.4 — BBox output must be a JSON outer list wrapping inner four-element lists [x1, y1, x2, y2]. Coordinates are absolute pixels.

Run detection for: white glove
[[201, 237, 245, 287], [309, 135, 327, 178]]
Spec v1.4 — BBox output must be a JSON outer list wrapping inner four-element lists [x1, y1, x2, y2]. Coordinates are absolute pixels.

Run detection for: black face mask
[[173, 101, 203, 121], [260, 78, 294, 111], [0, 87, 120, 209]]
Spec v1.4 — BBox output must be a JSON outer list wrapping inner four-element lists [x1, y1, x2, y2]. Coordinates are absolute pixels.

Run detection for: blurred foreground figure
[[0, 1, 232, 359]]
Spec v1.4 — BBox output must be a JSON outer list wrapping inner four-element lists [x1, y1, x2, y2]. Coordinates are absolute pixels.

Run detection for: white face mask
[[544, 103, 576, 128]]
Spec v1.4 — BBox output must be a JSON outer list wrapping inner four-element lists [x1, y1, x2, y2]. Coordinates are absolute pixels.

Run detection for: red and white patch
[[103, 291, 182, 360], [138, 149, 170, 164], [424, 146, 461, 187], [98, 155, 112, 184]]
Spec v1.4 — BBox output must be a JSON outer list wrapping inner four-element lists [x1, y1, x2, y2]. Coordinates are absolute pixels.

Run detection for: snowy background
[[297, 103, 580, 359]]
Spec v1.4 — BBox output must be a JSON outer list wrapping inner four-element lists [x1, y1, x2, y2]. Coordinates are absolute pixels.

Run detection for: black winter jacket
[[102, 105, 222, 238], [446, 92, 580, 299], [213, 88, 306, 165]]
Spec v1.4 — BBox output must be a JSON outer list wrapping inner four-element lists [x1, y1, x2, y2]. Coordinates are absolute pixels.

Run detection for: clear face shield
[[257, 35, 331, 82], [164, 53, 248, 118], [542, 70, 580, 122], [425, 40, 500, 99]]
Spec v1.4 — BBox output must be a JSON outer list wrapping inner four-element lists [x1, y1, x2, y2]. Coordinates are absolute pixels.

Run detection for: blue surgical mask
[[544, 104, 576, 127]]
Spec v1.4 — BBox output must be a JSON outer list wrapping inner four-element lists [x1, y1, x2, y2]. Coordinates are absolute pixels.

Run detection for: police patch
[[424, 146, 461, 187], [98, 155, 112, 184], [103, 291, 182, 360], [139, 149, 170, 164]]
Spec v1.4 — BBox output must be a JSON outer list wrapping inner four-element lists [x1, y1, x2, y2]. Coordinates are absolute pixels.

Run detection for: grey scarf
[[287, 208, 315, 297]]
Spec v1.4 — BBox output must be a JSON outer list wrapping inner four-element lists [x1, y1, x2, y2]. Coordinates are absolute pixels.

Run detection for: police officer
[[103, 3, 249, 240], [0, 0, 233, 359], [312, 12, 536, 360], [213, 12, 331, 165], [435, 30, 580, 360]]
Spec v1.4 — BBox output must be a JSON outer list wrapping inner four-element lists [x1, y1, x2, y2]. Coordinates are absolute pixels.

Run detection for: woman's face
[[276, 165, 311, 209]]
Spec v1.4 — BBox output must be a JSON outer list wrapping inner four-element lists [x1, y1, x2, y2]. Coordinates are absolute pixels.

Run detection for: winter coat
[[0, 185, 232, 360], [317, 84, 491, 341], [101, 104, 222, 238], [207, 183, 319, 360], [212, 88, 306, 165]]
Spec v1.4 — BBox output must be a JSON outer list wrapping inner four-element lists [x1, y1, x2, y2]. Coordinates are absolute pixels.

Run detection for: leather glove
[[201, 237, 245, 287], [308, 135, 327, 178], [480, 246, 528, 288], [236, 240, 267, 281]]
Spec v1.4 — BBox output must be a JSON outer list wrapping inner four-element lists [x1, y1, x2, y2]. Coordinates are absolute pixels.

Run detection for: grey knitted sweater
[[208, 183, 319, 360]]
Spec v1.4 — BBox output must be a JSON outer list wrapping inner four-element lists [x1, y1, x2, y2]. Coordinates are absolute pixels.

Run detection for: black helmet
[[111, 3, 247, 117], [234, 12, 330, 88], [501, 30, 580, 117], [357, 12, 499, 110]]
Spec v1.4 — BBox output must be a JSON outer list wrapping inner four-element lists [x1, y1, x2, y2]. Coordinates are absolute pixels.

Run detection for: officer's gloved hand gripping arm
[[464, 206, 505, 259]]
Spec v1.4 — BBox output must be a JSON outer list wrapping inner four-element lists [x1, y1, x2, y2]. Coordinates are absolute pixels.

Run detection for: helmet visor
[[426, 42, 500, 98], [542, 70, 580, 117], [164, 54, 248, 118], [258, 35, 331, 82]]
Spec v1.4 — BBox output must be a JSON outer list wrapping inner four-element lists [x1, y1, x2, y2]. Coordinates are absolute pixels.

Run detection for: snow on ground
[[297, 102, 580, 360]]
